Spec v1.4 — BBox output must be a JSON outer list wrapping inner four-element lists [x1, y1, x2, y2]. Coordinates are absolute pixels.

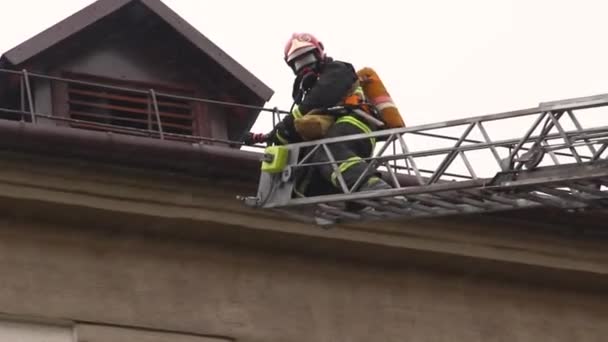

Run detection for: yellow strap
[[335, 115, 376, 147], [292, 105, 303, 119], [353, 85, 365, 99], [275, 131, 289, 145], [331, 156, 363, 187]]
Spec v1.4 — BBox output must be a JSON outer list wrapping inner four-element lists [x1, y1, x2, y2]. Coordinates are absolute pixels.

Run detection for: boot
[[357, 176, 392, 192], [345, 177, 393, 212]]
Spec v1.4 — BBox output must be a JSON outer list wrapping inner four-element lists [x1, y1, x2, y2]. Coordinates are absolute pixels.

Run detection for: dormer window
[[63, 72, 196, 139], [0, 0, 272, 145]]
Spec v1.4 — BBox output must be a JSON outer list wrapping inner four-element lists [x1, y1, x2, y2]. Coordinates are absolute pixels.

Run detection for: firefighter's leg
[[293, 148, 336, 198], [312, 115, 389, 191]]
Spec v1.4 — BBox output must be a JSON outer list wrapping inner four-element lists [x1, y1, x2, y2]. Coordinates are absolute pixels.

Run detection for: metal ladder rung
[[406, 194, 468, 212], [317, 204, 362, 220], [354, 199, 419, 216], [441, 192, 509, 210], [465, 190, 525, 207], [518, 192, 584, 208], [538, 186, 597, 204], [357, 196, 440, 215], [569, 182, 608, 198]]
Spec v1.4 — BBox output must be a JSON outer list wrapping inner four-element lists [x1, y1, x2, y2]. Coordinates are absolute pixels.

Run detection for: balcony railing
[[0, 68, 288, 148]]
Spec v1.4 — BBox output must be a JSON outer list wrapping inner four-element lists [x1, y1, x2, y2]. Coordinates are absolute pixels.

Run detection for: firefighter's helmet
[[284, 33, 325, 73]]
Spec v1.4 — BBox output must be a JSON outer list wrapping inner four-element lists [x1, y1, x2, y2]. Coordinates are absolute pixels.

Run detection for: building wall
[[0, 151, 607, 341], [0, 320, 73, 342], [60, 39, 187, 86], [32, 79, 54, 124], [0, 318, 228, 342], [0, 214, 607, 342]]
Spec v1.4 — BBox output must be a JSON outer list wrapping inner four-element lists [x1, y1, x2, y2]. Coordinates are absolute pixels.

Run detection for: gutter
[[0, 119, 423, 187], [0, 120, 262, 182]]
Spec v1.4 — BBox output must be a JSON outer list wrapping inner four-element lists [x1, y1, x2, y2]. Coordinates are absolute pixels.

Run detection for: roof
[[0, 0, 273, 102]]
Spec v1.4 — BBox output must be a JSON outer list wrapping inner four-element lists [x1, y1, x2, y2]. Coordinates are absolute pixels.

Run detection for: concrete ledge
[[0, 151, 607, 291]]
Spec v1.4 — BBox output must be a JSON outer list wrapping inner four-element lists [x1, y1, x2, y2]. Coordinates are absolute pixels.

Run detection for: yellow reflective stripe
[[353, 85, 365, 99], [275, 131, 289, 145], [292, 105, 303, 119], [331, 156, 362, 187], [335, 115, 376, 147], [336, 115, 371, 134]]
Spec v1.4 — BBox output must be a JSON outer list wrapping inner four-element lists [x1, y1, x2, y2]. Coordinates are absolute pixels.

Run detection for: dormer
[[0, 0, 273, 143]]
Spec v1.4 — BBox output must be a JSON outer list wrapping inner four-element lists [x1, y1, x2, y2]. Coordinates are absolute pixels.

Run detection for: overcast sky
[[2, 0, 608, 136]]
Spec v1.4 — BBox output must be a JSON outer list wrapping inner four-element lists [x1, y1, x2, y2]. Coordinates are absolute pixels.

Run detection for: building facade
[[0, 1, 607, 341]]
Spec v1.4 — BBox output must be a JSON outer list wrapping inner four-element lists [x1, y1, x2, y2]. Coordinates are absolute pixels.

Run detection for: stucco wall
[[0, 151, 606, 341], [0, 217, 607, 342]]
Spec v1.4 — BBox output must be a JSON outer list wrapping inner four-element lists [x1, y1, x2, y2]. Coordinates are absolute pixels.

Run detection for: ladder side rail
[[539, 92, 608, 112], [285, 106, 544, 150], [288, 125, 608, 192], [285, 179, 487, 207], [387, 163, 474, 180], [282, 94, 608, 176], [295, 127, 607, 171]]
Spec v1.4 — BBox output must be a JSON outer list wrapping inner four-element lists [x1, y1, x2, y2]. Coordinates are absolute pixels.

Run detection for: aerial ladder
[[241, 93, 608, 226]]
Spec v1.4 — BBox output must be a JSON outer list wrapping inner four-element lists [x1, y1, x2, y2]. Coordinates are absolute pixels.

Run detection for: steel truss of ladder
[[242, 93, 608, 226]]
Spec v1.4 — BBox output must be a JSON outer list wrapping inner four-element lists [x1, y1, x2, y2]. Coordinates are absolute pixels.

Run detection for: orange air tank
[[357, 67, 405, 128]]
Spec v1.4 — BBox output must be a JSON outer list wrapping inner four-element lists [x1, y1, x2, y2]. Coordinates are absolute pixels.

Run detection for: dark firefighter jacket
[[269, 59, 361, 145]]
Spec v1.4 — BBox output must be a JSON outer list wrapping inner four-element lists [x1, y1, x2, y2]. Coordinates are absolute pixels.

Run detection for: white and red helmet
[[284, 33, 325, 73]]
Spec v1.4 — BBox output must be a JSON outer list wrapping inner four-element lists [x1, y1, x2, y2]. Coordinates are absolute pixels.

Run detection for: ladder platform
[[243, 92, 608, 226]]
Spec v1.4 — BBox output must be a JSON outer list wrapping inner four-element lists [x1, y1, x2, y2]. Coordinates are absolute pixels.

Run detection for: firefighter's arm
[[298, 61, 358, 114], [246, 105, 305, 146], [267, 111, 302, 145]]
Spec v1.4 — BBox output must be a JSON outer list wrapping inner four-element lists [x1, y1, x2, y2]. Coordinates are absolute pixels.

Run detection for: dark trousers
[[300, 120, 374, 196]]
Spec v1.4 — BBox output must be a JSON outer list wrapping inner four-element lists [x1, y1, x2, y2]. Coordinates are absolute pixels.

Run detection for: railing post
[[19, 77, 25, 122], [149, 89, 164, 140], [22, 69, 36, 123], [272, 106, 278, 128], [146, 96, 152, 132]]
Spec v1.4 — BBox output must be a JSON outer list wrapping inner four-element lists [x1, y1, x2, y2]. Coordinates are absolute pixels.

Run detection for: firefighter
[[246, 32, 392, 196]]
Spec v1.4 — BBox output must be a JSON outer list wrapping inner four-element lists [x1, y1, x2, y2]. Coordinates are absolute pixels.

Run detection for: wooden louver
[[66, 78, 194, 137]]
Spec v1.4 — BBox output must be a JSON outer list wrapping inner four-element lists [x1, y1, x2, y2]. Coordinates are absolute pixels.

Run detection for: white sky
[[2, 0, 608, 136]]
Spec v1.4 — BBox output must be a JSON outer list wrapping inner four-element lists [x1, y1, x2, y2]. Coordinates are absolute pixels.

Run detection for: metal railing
[[0, 68, 289, 147]]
